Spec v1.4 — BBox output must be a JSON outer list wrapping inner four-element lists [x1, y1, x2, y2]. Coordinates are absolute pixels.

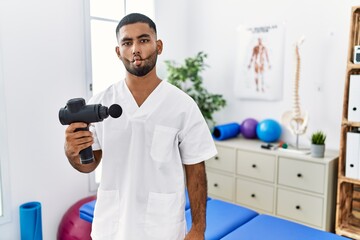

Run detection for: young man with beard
[[64, 13, 217, 240]]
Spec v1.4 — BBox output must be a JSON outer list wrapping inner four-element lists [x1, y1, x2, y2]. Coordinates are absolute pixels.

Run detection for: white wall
[[0, 0, 359, 238], [0, 0, 93, 239], [158, 0, 360, 149], [154, 0, 190, 78]]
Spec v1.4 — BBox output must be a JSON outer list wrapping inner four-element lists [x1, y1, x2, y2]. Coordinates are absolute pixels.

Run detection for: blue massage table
[[79, 199, 96, 223], [79, 194, 349, 240], [220, 214, 350, 240], [185, 199, 258, 240]]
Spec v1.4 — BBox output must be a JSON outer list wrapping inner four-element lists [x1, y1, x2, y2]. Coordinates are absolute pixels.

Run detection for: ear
[[156, 40, 163, 55], [115, 46, 121, 59]]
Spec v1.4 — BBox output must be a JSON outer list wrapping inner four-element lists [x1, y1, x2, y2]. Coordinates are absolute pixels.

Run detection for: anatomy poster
[[234, 23, 285, 100]]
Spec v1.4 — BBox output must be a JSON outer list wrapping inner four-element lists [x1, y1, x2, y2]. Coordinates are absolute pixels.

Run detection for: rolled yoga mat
[[213, 122, 241, 140], [19, 201, 43, 240]]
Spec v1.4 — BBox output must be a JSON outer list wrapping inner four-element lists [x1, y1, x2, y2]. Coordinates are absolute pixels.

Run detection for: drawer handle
[[214, 183, 218, 187], [215, 156, 219, 160], [251, 194, 256, 198], [252, 164, 257, 168], [297, 173, 302, 178], [295, 205, 301, 210]]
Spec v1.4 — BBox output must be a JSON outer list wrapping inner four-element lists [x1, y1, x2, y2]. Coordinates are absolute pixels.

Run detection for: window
[[84, 0, 154, 191], [0, 35, 11, 224]]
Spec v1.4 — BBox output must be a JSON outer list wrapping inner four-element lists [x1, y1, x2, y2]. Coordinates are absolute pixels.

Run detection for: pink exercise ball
[[57, 195, 96, 240], [241, 118, 258, 139]]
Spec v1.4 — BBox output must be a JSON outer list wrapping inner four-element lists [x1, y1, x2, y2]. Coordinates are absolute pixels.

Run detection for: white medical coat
[[88, 80, 217, 240]]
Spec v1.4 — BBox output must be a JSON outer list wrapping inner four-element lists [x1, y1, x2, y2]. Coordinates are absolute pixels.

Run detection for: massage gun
[[59, 98, 122, 164]]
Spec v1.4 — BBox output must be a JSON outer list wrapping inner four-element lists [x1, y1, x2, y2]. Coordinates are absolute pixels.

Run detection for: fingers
[[66, 122, 88, 133], [65, 122, 93, 157], [65, 138, 94, 158]]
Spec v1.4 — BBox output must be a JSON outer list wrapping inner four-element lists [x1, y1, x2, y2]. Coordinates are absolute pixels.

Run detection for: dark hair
[[116, 13, 157, 40]]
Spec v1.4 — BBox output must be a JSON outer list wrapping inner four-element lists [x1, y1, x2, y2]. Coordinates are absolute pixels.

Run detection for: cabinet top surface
[[214, 137, 338, 163]]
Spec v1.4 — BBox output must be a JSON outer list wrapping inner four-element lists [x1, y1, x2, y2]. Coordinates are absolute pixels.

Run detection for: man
[[64, 13, 217, 240], [248, 37, 271, 92]]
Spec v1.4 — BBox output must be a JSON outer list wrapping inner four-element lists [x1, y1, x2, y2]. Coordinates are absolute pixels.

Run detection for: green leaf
[[311, 131, 326, 145], [165, 52, 226, 127]]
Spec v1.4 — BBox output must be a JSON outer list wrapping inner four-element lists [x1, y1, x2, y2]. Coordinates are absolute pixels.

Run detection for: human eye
[[121, 38, 133, 46], [140, 38, 150, 43], [122, 41, 131, 46]]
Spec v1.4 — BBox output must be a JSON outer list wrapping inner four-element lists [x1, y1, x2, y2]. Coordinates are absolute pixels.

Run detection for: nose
[[132, 43, 140, 55]]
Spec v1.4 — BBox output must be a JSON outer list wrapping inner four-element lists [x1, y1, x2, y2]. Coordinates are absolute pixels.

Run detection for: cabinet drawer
[[207, 146, 236, 173], [237, 151, 276, 182], [236, 178, 274, 213], [278, 157, 325, 194], [277, 188, 323, 228], [207, 171, 235, 201]]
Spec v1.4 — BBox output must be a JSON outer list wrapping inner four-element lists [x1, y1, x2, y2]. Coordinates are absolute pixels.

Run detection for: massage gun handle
[[76, 126, 95, 164], [79, 146, 95, 164]]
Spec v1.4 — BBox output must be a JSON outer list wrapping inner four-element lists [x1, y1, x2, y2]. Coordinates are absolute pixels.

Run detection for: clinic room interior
[[1, 0, 360, 239]]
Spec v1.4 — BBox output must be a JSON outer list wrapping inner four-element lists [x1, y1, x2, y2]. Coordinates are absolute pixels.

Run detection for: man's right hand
[[63, 122, 102, 173], [64, 122, 94, 159]]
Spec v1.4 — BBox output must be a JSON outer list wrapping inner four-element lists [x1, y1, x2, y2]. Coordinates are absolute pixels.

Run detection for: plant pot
[[311, 144, 325, 158]]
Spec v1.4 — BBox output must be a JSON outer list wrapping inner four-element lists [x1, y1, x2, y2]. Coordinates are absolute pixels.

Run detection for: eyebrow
[[137, 34, 151, 39], [121, 34, 151, 42]]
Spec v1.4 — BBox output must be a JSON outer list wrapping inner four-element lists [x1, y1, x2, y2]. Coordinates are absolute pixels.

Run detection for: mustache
[[130, 49, 158, 63]]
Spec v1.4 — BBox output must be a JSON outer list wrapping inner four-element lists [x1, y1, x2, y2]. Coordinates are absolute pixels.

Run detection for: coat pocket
[[150, 125, 179, 162], [145, 192, 185, 239], [91, 189, 120, 239]]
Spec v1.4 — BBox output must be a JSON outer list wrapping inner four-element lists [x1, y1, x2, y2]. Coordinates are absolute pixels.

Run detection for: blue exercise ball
[[256, 119, 282, 143]]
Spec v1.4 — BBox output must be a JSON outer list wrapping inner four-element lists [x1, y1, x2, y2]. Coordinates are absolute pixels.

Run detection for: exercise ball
[[57, 195, 96, 240], [256, 119, 282, 143], [241, 118, 258, 139]]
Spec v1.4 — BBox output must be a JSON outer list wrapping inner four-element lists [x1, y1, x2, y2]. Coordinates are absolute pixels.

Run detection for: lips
[[132, 56, 142, 66]]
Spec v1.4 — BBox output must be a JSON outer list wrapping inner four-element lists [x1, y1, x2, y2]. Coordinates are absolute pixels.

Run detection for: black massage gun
[[59, 98, 122, 164]]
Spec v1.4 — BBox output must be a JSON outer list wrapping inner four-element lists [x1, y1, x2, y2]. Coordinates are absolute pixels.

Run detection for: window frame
[[84, 0, 127, 192], [0, 32, 11, 225], [83, 0, 155, 192]]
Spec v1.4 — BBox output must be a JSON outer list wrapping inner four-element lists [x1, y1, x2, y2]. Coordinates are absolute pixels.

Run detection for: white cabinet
[[205, 138, 338, 231], [277, 188, 324, 227], [206, 146, 236, 173], [237, 151, 276, 183], [278, 157, 325, 194], [207, 171, 235, 201], [236, 178, 274, 213]]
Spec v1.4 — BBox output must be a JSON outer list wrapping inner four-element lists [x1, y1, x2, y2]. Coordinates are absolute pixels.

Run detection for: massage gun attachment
[[59, 98, 122, 164]]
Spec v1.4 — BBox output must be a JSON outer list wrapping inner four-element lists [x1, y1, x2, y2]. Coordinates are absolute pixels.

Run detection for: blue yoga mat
[[19, 201, 43, 240], [213, 122, 241, 140]]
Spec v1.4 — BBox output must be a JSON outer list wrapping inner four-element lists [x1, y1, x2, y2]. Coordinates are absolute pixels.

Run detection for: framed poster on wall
[[234, 23, 285, 101]]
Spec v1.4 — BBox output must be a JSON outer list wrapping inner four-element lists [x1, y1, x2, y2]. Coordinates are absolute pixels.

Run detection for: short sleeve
[[89, 123, 101, 151], [179, 103, 217, 165], [88, 96, 102, 151]]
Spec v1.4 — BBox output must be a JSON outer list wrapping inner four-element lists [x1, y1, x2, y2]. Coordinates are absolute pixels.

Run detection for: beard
[[122, 49, 158, 77]]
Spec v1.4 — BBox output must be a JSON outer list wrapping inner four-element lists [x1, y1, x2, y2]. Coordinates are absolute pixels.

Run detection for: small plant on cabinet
[[311, 131, 326, 145], [310, 131, 326, 158]]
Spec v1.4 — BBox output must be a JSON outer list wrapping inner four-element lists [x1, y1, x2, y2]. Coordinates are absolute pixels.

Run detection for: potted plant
[[311, 130, 326, 158], [165, 52, 226, 129]]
